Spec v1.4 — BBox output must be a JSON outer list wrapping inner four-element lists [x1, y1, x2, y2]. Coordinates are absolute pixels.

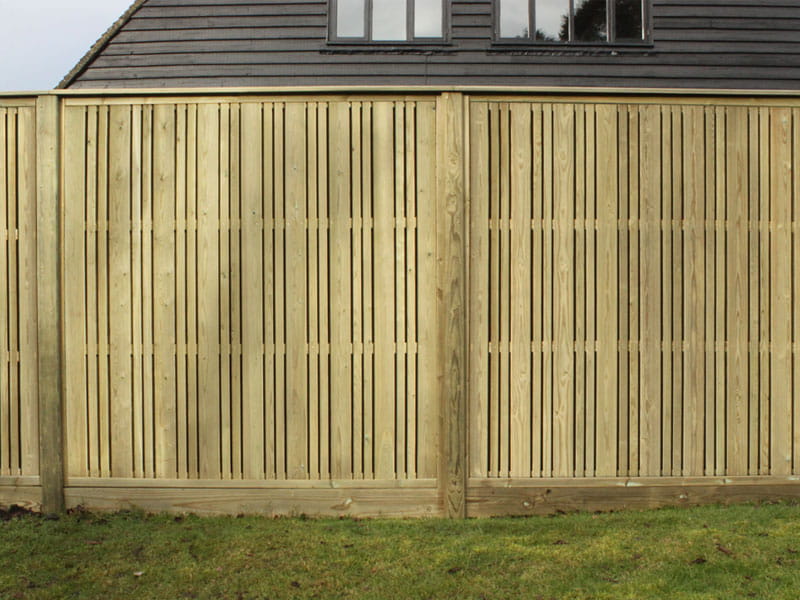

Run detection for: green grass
[[1, 502, 799, 599]]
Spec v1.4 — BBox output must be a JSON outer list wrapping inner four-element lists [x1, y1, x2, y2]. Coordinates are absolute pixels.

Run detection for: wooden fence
[[0, 91, 799, 517]]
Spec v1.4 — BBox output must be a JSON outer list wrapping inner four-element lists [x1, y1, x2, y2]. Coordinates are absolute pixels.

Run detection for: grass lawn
[[0, 502, 799, 599]]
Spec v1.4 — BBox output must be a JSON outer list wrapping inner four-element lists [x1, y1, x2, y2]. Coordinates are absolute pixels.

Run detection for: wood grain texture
[[11, 92, 800, 519], [35, 96, 62, 511], [436, 92, 467, 518]]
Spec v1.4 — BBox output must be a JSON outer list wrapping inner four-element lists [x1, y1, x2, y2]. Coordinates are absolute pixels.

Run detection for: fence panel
[[60, 97, 440, 514], [468, 99, 800, 513], [0, 100, 39, 486]]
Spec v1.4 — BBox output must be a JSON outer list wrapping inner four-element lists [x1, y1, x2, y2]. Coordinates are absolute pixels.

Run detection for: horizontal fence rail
[[0, 91, 799, 516]]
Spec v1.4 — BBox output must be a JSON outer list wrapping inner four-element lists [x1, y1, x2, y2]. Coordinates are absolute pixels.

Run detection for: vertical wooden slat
[[660, 107, 673, 476], [726, 106, 749, 476], [96, 106, 111, 477], [498, 105, 510, 479], [108, 105, 134, 478], [469, 102, 489, 478], [416, 102, 438, 480], [616, 107, 629, 476], [141, 106, 155, 479], [229, 103, 242, 480], [747, 108, 760, 475], [552, 103, 574, 478], [530, 104, 544, 478], [308, 102, 321, 480], [186, 105, 200, 478], [131, 106, 144, 479], [317, 103, 330, 480], [574, 106, 586, 478], [758, 107, 770, 475], [63, 106, 88, 478], [704, 107, 717, 476], [330, 102, 354, 478], [373, 102, 396, 480], [404, 102, 417, 480], [358, 103, 372, 480], [6, 110, 19, 476], [241, 103, 265, 479], [36, 96, 63, 510], [794, 109, 800, 476], [683, 106, 706, 477], [639, 104, 662, 477], [595, 104, 618, 477], [770, 107, 793, 476], [197, 103, 220, 480], [583, 105, 596, 477], [153, 104, 177, 478], [274, 103, 286, 480], [218, 103, 231, 480], [542, 104, 554, 479], [437, 92, 466, 517], [175, 105, 188, 479], [0, 109, 8, 475], [714, 107, 727, 477], [17, 108, 38, 477], [394, 102, 407, 479], [670, 106, 683, 477], [488, 104, 501, 478], [285, 102, 308, 480], [510, 103, 532, 477], [14, 107, 34, 475], [263, 103, 276, 479]]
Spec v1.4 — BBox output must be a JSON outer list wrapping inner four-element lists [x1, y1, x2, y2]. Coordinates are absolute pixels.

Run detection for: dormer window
[[497, 0, 648, 43], [330, 0, 445, 42]]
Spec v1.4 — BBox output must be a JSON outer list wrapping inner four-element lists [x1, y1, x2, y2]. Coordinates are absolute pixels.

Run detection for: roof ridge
[[57, 0, 149, 89]]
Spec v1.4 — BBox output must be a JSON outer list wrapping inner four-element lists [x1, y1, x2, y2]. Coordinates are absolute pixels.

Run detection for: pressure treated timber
[[467, 477, 800, 517], [65, 478, 439, 517], [5, 91, 800, 518], [437, 92, 467, 518], [466, 97, 800, 496], [35, 96, 60, 512], [0, 477, 42, 511]]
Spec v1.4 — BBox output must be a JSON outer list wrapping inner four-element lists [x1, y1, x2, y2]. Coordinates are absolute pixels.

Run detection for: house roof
[[58, 0, 147, 89], [60, 0, 800, 91]]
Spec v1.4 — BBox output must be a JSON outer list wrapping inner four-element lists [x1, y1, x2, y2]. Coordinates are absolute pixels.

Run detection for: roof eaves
[[56, 0, 148, 89]]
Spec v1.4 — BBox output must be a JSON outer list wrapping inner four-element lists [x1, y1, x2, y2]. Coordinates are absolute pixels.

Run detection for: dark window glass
[[574, 0, 607, 42], [497, 0, 647, 43], [615, 0, 643, 40]]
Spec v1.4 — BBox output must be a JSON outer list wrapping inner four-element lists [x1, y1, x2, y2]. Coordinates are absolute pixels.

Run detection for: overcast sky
[[0, 0, 133, 91]]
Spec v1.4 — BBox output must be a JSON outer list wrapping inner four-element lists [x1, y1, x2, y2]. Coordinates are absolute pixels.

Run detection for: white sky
[[0, 0, 134, 91]]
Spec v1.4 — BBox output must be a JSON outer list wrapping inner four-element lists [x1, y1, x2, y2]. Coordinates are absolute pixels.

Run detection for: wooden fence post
[[436, 92, 468, 518], [36, 94, 65, 513]]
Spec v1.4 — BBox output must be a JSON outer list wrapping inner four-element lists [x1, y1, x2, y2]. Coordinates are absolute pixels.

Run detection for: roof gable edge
[[57, 0, 148, 89]]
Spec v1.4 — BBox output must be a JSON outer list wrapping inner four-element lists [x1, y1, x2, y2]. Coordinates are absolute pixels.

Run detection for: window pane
[[615, 0, 643, 40], [574, 0, 607, 42], [336, 0, 365, 38], [535, 0, 569, 41], [415, 0, 443, 38], [373, 0, 408, 40], [500, 0, 530, 39]]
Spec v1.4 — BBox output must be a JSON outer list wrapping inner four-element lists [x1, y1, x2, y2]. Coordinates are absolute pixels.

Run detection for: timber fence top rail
[[2, 86, 800, 98]]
